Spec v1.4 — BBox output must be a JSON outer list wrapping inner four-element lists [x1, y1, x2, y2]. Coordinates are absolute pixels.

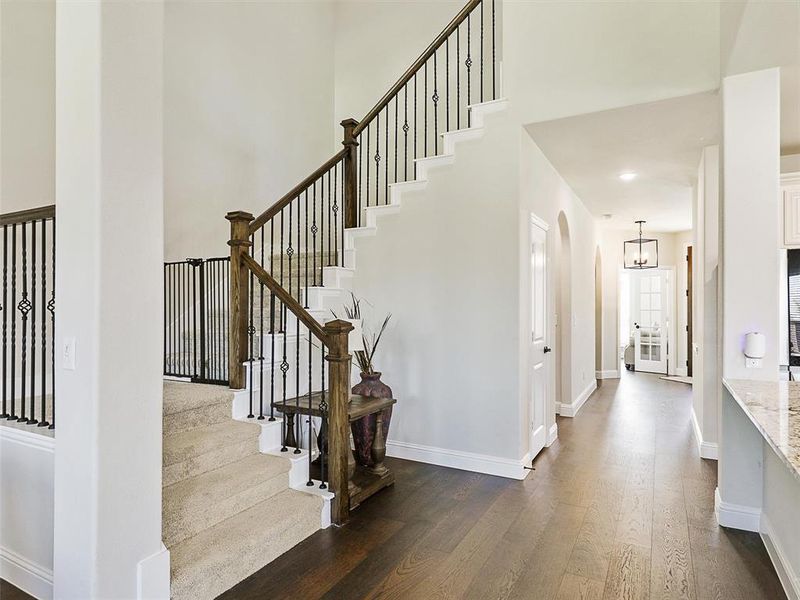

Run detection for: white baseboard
[[1, 546, 53, 600], [546, 423, 558, 447], [761, 513, 800, 600], [385, 440, 531, 480], [137, 544, 170, 600], [558, 380, 597, 418], [595, 370, 620, 380], [691, 408, 719, 460], [715, 488, 760, 532]]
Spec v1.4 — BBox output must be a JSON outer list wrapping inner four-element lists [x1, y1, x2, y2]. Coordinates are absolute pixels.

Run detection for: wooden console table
[[273, 393, 397, 511]]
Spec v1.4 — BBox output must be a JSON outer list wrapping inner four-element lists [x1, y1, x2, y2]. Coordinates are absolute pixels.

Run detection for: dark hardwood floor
[[0, 579, 33, 600], [4, 372, 784, 600], [219, 371, 786, 600]]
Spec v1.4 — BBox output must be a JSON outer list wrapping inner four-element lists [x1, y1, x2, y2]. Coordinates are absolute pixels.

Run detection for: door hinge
[[686, 289, 689, 297], [686, 325, 689, 332], [686, 360, 689, 366]]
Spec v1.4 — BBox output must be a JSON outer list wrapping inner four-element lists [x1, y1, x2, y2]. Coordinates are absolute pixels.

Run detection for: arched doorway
[[556, 212, 572, 413], [595, 246, 602, 378]]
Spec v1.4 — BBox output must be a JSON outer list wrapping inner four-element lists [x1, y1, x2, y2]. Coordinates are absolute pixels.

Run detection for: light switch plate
[[745, 357, 762, 369]]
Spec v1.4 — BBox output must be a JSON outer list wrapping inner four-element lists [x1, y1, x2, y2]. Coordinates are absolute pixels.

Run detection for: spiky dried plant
[[332, 292, 392, 374]]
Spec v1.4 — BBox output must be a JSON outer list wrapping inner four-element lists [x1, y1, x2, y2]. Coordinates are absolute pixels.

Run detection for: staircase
[[162, 0, 503, 595], [162, 381, 325, 600]]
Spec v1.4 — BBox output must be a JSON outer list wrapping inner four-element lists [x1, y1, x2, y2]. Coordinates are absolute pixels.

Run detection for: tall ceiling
[[526, 92, 721, 233]]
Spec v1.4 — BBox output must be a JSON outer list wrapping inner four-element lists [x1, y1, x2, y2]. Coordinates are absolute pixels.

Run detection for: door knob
[[543, 346, 552, 354]]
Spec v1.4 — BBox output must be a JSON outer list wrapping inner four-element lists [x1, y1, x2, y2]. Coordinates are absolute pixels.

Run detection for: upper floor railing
[[1, 205, 56, 431]]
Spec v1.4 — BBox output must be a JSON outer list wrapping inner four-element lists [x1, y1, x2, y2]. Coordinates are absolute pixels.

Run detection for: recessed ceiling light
[[602, 214, 613, 220], [619, 172, 637, 182]]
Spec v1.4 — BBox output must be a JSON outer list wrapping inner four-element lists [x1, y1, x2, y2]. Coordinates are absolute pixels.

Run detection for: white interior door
[[530, 218, 548, 459], [633, 270, 670, 374]]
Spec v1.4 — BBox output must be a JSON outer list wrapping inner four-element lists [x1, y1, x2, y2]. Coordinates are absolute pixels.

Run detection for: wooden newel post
[[226, 210, 254, 389], [324, 318, 354, 525], [341, 118, 359, 230]]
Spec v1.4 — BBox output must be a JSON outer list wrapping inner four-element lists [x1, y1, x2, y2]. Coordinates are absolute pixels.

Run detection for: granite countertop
[[722, 378, 800, 482]]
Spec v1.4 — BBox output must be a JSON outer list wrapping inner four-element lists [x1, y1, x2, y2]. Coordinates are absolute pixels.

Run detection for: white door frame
[[619, 266, 677, 375], [529, 213, 550, 457]]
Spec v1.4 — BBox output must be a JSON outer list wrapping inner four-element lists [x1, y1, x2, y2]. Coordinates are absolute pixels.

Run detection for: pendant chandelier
[[624, 220, 658, 269]]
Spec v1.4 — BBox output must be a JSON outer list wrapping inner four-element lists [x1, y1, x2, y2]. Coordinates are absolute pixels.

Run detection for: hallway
[[220, 372, 785, 599]]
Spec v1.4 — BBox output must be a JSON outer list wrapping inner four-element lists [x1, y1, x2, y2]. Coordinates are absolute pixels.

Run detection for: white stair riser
[[414, 154, 454, 179]]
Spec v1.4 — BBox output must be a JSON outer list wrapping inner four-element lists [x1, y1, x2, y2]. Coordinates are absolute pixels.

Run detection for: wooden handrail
[[249, 148, 348, 235], [352, 0, 482, 138], [241, 253, 330, 346], [0, 204, 56, 226]]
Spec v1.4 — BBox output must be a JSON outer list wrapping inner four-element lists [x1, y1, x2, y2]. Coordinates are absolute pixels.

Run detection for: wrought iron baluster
[[9, 224, 16, 420], [340, 162, 345, 263], [304, 187, 310, 309], [424, 61, 428, 157], [269, 288, 276, 421], [492, 0, 496, 99], [480, 0, 484, 103], [48, 220, 55, 429], [280, 209, 285, 332], [457, 25, 461, 129], [385, 106, 389, 204], [28, 221, 37, 424], [312, 179, 318, 286], [288, 200, 294, 299], [446, 38, 450, 133], [198, 260, 206, 382], [307, 332, 313, 486], [375, 111, 380, 206], [248, 238, 255, 419], [39, 220, 48, 427], [280, 302, 289, 451], [18, 222, 30, 423], [414, 73, 418, 177], [394, 95, 398, 188], [294, 287, 300, 455], [366, 123, 370, 208], [358, 132, 363, 222], [319, 343, 327, 489], [433, 50, 440, 154], [192, 261, 198, 379], [1, 225, 7, 418], [259, 228, 265, 419], [467, 13, 472, 126], [333, 167, 339, 266], [404, 84, 409, 181]]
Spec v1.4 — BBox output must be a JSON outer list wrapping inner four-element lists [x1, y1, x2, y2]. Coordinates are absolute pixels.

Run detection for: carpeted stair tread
[[169, 489, 322, 600], [163, 452, 291, 547], [163, 381, 234, 416], [163, 420, 260, 468]]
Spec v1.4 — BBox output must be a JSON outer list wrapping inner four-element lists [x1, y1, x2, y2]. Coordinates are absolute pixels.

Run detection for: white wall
[[351, 108, 521, 466], [692, 145, 721, 456], [504, 0, 720, 126], [0, 429, 54, 600], [0, 0, 55, 214], [164, 1, 337, 261], [332, 1, 461, 144], [54, 2, 167, 597], [718, 66, 780, 540], [349, 104, 596, 471], [721, 68, 780, 381], [520, 129, 597, 427]]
